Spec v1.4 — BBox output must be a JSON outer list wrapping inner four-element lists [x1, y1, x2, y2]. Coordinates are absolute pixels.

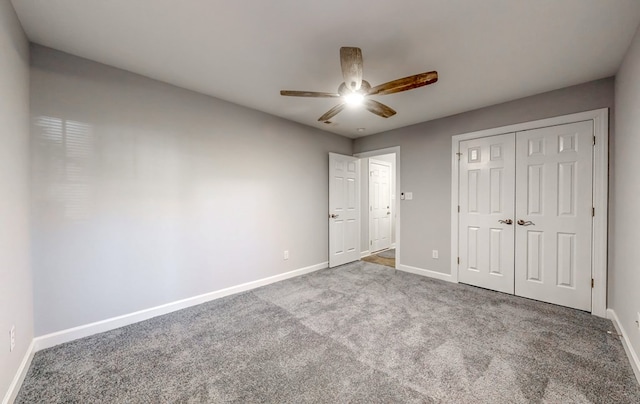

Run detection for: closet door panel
[[514, 121, 593, 311], [458, 133, 515, 294]]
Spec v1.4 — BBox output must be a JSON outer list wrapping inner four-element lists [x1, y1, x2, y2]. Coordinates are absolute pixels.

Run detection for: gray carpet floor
[[16, 261, 640, 403]]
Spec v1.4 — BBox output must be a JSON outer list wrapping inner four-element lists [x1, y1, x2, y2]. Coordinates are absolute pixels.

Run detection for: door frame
[[355, 146, 401, 269], [450, 108, 609, 317], [369, 158, 393, 253]]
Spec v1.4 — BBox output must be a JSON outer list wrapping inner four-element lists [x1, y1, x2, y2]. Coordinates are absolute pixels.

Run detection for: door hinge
[[458, 205, 460, 213], [370, 240, 373, 246], [593, 136, 596, 146], [456, 152, 462, 160], [591, 278, 594, 288], [592, 207, 595, 217], [457, 257, 460, 265]]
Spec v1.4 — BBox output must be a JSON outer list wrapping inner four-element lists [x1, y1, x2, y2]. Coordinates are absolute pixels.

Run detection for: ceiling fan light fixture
[[280, 47, 437, 121], [344, 92, 364, 106]]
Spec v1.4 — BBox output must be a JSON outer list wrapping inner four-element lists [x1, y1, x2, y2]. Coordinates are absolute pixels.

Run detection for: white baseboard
[[360, 250, 371, 258], [2, 340, 35, 404], [33, 261, 328, 352], [397, 264, 457, 283], [607, 309, 640, 385]]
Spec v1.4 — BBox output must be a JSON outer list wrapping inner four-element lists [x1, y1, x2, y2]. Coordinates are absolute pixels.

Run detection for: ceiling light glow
[[344, 92, 364, 106]]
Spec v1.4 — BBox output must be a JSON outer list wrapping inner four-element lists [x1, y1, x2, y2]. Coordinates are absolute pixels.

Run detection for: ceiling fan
[[280, 47, 438, 122]]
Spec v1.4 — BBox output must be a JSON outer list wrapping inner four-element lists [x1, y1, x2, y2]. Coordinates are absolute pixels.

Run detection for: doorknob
[[498, 219, 513, 225], [387, 211, 391, 215], [517, 220, 535, 226], [329, 213, 339, 219]]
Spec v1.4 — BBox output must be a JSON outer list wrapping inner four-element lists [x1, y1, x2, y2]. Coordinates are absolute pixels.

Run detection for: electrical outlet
[[432, 250, 439, 259], [284, 250, 289, 260], [10, 326, 15, 352]]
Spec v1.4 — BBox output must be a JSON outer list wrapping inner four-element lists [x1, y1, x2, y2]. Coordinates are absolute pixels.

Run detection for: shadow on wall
[[34, 116, 94, 221]]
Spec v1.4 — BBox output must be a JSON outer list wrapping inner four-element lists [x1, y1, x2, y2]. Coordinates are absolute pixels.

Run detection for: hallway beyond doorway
[[362, 248, 395, 268]]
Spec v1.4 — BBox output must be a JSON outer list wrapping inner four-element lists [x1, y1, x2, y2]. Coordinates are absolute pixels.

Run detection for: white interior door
[[369, 159, 392, 252], [514, 121, 593, 311], [458, 133, 516, 294], [329, 153, 360, 268]]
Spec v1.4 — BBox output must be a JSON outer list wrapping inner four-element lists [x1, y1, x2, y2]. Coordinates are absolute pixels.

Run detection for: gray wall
[[30, 45, 352, 336], [0, 0, 33, 400], [354, 78, 614, 274], [612, 24, 640, 367]]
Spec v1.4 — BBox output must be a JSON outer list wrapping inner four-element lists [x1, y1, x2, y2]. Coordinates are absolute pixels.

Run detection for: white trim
[[451, 108, 609, 316], [360, 250, 371, 258], [390, 242, 396, 249], [397, 264, 456, 283], [450, 109, 608, 142], [355, 146, 400, 158], [33, 262, 328, 351], [591, 111, 609, 317], [2, 340, 35, 404], [354, 146, 401, 270], [450, 136, 461, 283], [607, 309, 640, 384]]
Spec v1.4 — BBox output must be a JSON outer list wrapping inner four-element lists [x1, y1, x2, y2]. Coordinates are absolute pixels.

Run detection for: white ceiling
[[12, 0, 640, 138]]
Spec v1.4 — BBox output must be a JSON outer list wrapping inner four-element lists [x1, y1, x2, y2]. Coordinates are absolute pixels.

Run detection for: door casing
[[451, 108, 609, 317], [355, 146, 401, 269]]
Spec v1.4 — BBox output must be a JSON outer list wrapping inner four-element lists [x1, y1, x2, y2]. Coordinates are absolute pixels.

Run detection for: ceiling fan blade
[[280, 90, 341, 98], [363, 99, 397, 118], [318, 103, 347, 122], [340, 47, 363, 92], [368, 71, 438, 96]]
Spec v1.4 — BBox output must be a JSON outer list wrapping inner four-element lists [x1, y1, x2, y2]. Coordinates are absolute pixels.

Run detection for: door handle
[[329, 213, 339, 219], [517, 220, 535, 226], [387, 211, 391, 215], [498, 219, 513, 225]]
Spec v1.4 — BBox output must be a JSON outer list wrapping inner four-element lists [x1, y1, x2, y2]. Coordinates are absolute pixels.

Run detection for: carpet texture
[[16, 261, 640, 403]]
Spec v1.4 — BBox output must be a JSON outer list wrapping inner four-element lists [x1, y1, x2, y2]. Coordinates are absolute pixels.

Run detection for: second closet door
[[514, 121, 593, 311]]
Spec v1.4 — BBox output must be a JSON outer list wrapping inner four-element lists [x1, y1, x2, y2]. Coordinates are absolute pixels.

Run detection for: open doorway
[[354, 147, 400, 269]]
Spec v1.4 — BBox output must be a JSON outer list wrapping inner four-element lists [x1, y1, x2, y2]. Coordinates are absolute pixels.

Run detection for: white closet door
[[459, 133, 516, 294], [514, 121, 593, 311]]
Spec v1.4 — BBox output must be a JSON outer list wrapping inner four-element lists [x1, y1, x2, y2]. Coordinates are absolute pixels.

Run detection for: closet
[[457, 120, 594, 311]]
